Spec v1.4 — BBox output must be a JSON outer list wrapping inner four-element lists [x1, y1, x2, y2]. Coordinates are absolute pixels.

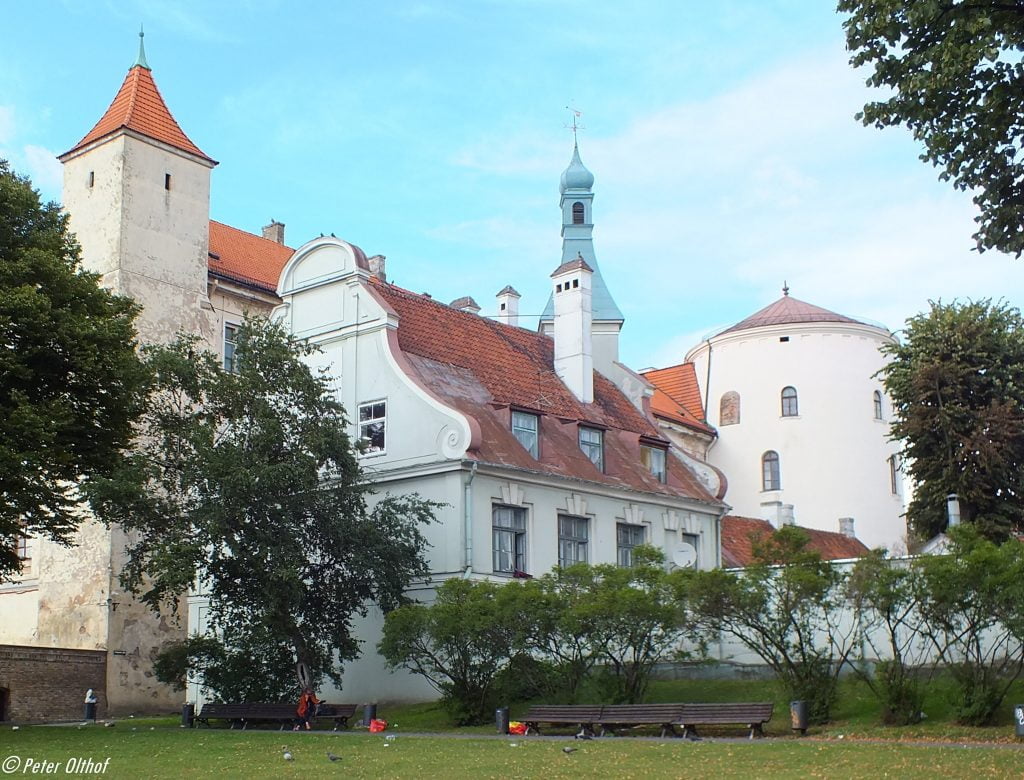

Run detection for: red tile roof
[[720, 294, 860, 335], [62, 65, 214, 163], [208, 221, 293, 293], [370, 280, 721, 504], [641, 364, 713, 435], [720, 515, 869, 567]]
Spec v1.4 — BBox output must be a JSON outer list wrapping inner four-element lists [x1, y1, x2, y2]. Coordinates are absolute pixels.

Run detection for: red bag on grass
[[369, 718, 388, 733], [508, 721, 527, 735]]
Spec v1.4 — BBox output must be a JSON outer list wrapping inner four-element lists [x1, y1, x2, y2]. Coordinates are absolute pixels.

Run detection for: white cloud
[[23, 145, 63, 200]]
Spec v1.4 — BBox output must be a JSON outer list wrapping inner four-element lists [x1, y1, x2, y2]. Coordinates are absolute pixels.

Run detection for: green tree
[[689, 527, 857, 724], [86, 317, 438, 692], [378, 578, 517, 725], [915, 526, 1024, 725], [848, 550, 931, 725], [880, 299, 1024, 541], [0, 159, 142, 581], [839, 0, 1024, 256]]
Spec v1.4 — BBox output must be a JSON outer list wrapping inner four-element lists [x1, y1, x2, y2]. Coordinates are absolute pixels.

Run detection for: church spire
[[134, 25, 150, 70], [539, 139, 624, 328]]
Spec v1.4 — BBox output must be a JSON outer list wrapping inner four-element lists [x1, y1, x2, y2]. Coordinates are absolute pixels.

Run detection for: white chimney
[[760, 500, 782, 528], [496, 285, 521, 327], [551, 255, 593, 403], [449, 296, 481, 314], [780, 504, 795, 527], [368, 254, 386, 282], [838, 517, 856, 538], [946, 494, 961, 528]]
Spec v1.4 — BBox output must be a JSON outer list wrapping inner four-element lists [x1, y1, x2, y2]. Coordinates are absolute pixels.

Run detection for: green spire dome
[[134, 26, 150, 70]]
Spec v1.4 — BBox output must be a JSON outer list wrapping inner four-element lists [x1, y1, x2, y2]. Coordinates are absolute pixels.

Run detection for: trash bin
[[363, 703, 377, 727], [790, 700, 808, 735], [83, 701, 97, 721], [496, 707, 510, 735], [181, 703, 194, 728], [1015, 704, 1024, 738]]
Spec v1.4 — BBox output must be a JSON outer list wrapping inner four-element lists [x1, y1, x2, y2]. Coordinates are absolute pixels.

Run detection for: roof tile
[[720, 295, 860, 335], [720, 515, 869, 567], [208, 221, 292, 293]]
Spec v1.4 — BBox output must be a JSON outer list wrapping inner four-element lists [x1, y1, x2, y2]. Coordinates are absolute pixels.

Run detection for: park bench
[[194, 702, 359, 730], [595, 703, 687, 737], [522, 705, 604, 736], [674, 702, 775, 739], [193, 703, 250, 729]]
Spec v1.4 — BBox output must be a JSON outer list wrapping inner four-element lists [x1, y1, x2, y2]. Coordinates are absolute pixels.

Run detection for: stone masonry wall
[[0, 645, 106, 722]]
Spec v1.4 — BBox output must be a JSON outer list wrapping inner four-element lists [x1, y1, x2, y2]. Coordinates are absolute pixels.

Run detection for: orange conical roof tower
[[60, 30, 215, 164]]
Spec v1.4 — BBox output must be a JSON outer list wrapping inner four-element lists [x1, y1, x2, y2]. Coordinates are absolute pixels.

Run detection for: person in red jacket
[[294, 687, 320, 731]]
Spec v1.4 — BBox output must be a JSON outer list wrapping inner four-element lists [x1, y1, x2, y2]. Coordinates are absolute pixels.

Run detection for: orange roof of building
[[720, 293, 860, 335], [208, 221, 293, 293], [369, 280, 722, 505], [641, 364, 713, 435], [62, 65, 214, 163], [720, 515, 869, 568]]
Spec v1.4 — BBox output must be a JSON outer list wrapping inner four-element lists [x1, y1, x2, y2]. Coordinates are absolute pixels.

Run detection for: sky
[[3, 1, 1022, 369]]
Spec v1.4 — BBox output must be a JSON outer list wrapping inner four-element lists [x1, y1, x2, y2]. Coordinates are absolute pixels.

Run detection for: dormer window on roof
[[511, 411, 539, 459], [579, 426, 604, 472], [641, 444, 667, 483]]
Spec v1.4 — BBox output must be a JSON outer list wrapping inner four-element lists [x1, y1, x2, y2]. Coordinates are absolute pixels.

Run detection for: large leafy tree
[[86, 317, 438, 694], [0, 159, 142, 581], [839, 1, 1024, 256], [880, 299, 1024, 541]]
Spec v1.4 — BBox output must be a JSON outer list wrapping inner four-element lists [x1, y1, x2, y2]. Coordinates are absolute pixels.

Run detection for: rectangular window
[[579, 427, 604, 472], [616, 523, 645, 567], [511, 411, 539, 459], [492, 505, 527, 574], [558, 515, 589, 567], [680, 532, 701, 568], [641, 445, 667, 483], [15, 533, 32, 573], [223, 323, 238, 373], [889, 455, 900, 495], [358, 400, 387, 454]]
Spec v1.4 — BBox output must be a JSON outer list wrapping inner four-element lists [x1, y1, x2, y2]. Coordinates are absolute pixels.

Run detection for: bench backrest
[[523, 705, 603, 722], [677, 702, 774, 723], [597, 704, 685, 723], [198, 703, 251, 718]]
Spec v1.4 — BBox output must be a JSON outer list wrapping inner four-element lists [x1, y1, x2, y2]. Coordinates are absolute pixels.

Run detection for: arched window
[[762, 451, 780, 491], [719, 391, 740, 425], [572, 201, 585, 224], [873, 390, 884, 420], [781, 386, 798, 417]]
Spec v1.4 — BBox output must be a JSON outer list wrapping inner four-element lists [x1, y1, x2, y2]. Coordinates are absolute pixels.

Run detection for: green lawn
[[2, 726, 1023, 779]]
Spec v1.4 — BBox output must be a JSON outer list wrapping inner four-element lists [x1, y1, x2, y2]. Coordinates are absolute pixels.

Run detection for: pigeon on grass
[[562, 746, 578, 754], [283, 749, 294, 761], [327, 752, 342, 762]]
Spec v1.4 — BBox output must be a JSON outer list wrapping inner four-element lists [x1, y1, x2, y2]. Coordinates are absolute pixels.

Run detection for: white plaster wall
[[686, 323, 905, 552]]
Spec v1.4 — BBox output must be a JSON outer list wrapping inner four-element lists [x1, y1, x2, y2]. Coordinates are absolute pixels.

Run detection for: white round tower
[[684, 288, 906, 552]]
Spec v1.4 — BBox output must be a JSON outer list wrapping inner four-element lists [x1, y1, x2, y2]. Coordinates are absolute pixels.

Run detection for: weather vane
[[565, 105, 585, 144]]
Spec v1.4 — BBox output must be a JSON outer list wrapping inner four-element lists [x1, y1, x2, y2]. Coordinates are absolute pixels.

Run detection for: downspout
[[463, 461, 478, 578]]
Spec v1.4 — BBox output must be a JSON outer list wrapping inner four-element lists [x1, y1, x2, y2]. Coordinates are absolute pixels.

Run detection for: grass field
[[4, 675, 1024, 778], [3, 725, 1023, 779]]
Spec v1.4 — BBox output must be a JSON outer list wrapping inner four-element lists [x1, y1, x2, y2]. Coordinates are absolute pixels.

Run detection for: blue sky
[[3, 1, 1021, 369]]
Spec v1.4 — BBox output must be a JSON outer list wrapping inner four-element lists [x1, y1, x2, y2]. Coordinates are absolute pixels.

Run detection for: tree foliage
[[880, 299, 1024, 541], [914, 526, 1024, 725], [0, 159, 142, 581], [840, 0, 1024, 255], [378, 578, 517, 725], [689, 527, 857, 724], [86, 317, 438, 691]]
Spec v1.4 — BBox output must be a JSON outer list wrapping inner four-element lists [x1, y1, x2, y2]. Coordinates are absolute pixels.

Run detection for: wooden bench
[[194, 702, 359, 730], [674, 702, 775, 739], [596, 704, 687, 737], [194, 703, 250, 729], [522, 705, 604, 736]]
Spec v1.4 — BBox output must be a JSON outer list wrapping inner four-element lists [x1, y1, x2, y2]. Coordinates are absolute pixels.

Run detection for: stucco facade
[[685, 308, 906, 552]]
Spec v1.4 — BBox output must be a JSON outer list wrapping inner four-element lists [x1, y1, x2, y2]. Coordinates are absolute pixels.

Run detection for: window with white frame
[[223, 323, 239, 373], [762, 450, 781, 491], [888, 454, 900, 495], [578, 427, 604, 471], [511, 411, 539, 458], [873, 390, 884, 420], [358, 400, 386, 454], [616, 523, 645, 567], [641, 444, 667, 483], [781, 386, 798, 417], [681, 532, 701, 568], [492, 505, 527, 574], [558, 515, 589, 567], [15, 533, 33, 573]]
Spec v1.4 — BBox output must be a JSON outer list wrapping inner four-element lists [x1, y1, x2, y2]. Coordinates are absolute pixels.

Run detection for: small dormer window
[[572, 201, 584, 224], [641, 444, 667, 483], [512, 411, 539, 458], [579, 426, 604, 471]]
